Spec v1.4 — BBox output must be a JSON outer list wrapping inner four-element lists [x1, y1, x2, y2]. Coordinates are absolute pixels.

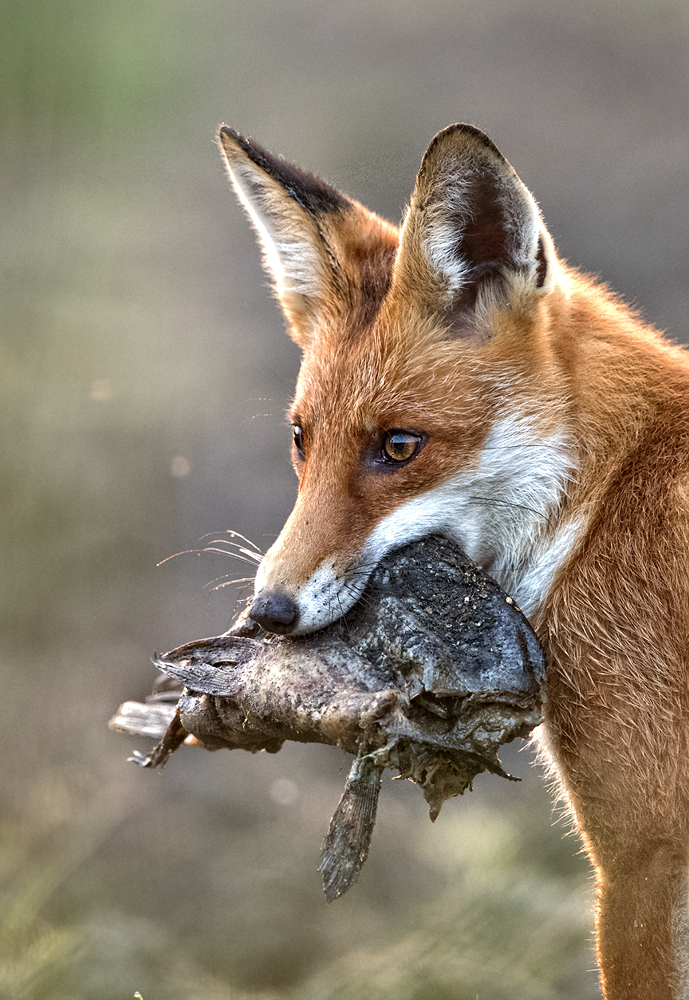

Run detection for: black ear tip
[[217, 127, 282, 173], [218, 127, 278, 175], [422, 122, 507, 169], [439, 122, 489, 140], [217, 128, 349, 216], [218, 124, 240, 140], [455, 123, 503, 156], [218, 125, 252, 154]]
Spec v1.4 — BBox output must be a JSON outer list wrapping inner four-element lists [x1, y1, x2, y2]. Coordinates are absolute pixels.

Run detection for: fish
[[110, 535, 546, 898]]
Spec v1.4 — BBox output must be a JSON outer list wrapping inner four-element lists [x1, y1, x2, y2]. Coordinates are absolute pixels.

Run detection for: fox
[[217, 121, 689, 999]]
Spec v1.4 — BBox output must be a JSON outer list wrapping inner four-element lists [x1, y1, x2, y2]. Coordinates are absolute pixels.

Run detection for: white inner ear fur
[[226, 159, 325, 300], [416, 166, 559, 302], [420, 175, 474, 295]]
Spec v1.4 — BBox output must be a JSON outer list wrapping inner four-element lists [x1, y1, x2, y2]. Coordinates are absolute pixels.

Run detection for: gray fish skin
[[153, 536, 545, 815], [319, 751, 385, 903]]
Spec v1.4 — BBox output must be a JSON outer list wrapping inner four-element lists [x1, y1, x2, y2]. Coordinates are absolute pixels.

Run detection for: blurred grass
[[0, 765, 596, 1000], [3, 0, 688, 996]]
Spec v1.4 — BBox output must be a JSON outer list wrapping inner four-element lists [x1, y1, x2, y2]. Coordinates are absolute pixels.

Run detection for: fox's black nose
[[248, 591, 299, 634]]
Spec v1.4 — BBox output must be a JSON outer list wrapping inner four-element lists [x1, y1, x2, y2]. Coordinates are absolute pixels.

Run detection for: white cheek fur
[[281, 412, 586, 632], [289, 562, 344, 636]]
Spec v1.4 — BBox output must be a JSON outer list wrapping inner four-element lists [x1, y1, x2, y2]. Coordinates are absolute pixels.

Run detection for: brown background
[[2, 0, 688, 996]]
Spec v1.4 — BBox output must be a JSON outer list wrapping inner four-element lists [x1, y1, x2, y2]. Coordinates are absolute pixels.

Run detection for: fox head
[[219, 124, 574, 635]]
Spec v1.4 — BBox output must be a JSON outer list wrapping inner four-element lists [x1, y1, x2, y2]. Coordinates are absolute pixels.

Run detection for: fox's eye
[[293, 425, 305, 457], [382, 430, 422, 464]]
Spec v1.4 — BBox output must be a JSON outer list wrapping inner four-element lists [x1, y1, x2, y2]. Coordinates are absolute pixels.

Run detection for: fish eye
[[292, 425, 305, 457], [382, 430, 422, 464]]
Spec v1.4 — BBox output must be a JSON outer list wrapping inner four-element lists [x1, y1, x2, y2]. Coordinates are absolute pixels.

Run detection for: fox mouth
[[249, 551, 379, 636], [249, 522, 465, 637]]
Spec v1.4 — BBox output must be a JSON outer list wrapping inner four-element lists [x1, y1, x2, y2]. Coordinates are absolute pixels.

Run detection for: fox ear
[[218, 126, 349, 344], [220, 127, 400, 346], [392, 124, 558, 328]]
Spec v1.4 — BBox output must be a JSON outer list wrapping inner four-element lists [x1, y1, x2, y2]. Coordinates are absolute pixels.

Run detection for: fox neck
[[433, 414, 579, 619], [495, 272, 689, 623]]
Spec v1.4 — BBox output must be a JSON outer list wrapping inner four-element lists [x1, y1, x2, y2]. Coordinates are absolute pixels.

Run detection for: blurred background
[[2, 0, 688, 996]]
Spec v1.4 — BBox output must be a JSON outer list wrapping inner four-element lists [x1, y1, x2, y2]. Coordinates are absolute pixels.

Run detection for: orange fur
[[219, 123, 689, 998]]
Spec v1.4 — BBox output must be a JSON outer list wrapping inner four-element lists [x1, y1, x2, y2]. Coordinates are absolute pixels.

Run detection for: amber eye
[[293, 425, 305, 457], [382, 430, 422, 464]]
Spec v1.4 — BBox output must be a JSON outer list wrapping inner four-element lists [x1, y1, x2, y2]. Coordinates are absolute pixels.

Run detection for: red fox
[[218, 122, 689, 999]]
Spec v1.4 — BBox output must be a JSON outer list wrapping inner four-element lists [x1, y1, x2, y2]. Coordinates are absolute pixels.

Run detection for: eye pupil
[[293, 425, 305, 456], [383, 430, 421, 463]]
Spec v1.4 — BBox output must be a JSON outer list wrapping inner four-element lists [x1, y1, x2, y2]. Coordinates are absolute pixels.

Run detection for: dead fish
[[319, 749, 384, 903], [110, 535, 546, 899]]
